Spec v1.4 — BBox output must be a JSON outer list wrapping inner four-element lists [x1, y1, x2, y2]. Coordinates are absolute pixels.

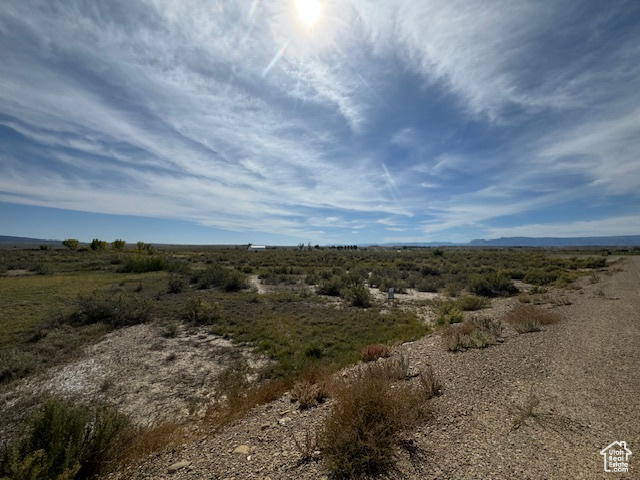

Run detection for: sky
[[1, 0, 639, 245]]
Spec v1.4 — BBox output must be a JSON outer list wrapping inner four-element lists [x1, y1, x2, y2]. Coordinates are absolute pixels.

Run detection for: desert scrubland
[[1, 244, 637, 479]]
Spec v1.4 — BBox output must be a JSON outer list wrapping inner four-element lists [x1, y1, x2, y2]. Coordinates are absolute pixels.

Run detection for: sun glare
[[295, 0, 322, 29]]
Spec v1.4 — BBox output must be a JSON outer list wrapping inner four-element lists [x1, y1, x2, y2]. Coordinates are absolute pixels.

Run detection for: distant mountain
[[0, 235, 60, 245], [468, 235, 640, 247], [370, 242, 462, 247]]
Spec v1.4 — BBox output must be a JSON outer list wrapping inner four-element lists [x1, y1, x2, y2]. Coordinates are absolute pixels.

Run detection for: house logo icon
[[600, 441, 632, 473]]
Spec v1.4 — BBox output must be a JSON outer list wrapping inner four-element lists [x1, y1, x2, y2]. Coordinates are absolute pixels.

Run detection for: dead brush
[[291, 379, 330, 410], [511, 391, 585, 435], [418, 365, 442, 398], [292, 428, 321, 464], [441, 317, 501, 352], [205, 378, 289, 432], [319, 362, 428, 478], [360, 343, 391, 362], [119, 421, 188, 465], [504, 304, 561, 334]]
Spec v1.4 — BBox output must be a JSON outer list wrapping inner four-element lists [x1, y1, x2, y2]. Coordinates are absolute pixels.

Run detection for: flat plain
[[0, 245, 637, 479]]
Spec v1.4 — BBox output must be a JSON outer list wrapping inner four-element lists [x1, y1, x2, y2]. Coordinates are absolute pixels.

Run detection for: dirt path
[[106, 257, 639, 479]]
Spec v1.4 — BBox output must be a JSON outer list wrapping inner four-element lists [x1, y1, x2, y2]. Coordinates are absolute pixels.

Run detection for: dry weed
[[320, 362, 428, 478], [505, 305, 561, 334], [291, 380, 329, 410], [418, 365, 442, 398], [360, 343, 391, 362], [292, 428, 321, 464]]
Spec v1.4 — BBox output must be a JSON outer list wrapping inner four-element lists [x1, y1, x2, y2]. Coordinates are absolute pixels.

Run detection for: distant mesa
[[0, 235, 61, 245], [467, 235, 640, 247]]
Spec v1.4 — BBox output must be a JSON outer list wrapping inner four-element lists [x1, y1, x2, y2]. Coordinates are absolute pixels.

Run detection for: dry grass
[[204, 379, 289, 432], [119, 421, 188, 466], [504, 305, 561, 334], [418, 365, 442, 399], [320, 363, 428, 478], [293, 428, 321, 464], [360, 343, 391, 362], [441, 316, 503, 352], [291, 380, 330, 410]]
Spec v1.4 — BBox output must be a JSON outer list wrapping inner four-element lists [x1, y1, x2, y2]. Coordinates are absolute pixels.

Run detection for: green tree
[[62, 238, 79, 250], [111, 239, 126, 250], [90, 239, 107, 251]]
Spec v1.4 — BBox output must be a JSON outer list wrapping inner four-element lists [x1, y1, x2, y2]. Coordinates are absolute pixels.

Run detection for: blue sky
[[1, 0, 639, 245]]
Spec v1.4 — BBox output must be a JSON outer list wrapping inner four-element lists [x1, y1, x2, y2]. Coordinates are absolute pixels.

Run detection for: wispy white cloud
[[1, 0, 639, 243]]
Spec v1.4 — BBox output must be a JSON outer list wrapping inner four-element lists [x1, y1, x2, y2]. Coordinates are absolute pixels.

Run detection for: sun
[[295, 0, 322, 29]]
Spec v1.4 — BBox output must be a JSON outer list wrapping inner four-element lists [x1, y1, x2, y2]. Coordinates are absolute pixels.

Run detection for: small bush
[[90, 239, 108, 251], [69, 291, 151, 328], [316, 276, 345, 296], [291, 380, 329, 410], [360, 344, 391, 362], [469, 272, 518, 297], [0, 349, 38, 384], [184, 298, 221, 325], [62, 239, 79, 250], [441, 316, 502, 352], [504, 305, 561, 334], [167, 276, 185, 294], [162, 321, 180, 338], [435, 302, 464, 326], [111, 239, 126, 250], [191, 265, 246, 291], [523, 269, 559, 286], [320, 363, 427, 478], [342, 284, 372, 308], [418, 365, 442, 399], [0, 399, 129, 480], [455, 295, 490, 311], [118, 255, 168, 273]]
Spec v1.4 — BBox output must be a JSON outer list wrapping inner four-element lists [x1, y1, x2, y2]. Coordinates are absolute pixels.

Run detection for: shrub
[[320, 363, 427, 478], [32, 263, 51, 275], [62, 239, 79, 250], [0, 349, 38, 385], [523, 269, 559, 286], [184, 298, 220, 325], [223, 270, 247, 292], [469, 272, 518, 297], [191, 265, 246, 291], [360, 344, 391, 362], [316, 276, 345, 296], [435, 302, 464, 326], [291, 380, 329, 410], [418, 365, 442, 399], [0, 398, 129, 480], [90, 239, 108, 251], [456, 295, 490, 311], [441, 316, 502, 352], [342, 284, 372, 308], [111, 239, 126, 250], [117, 255, 168, 273], [167, 276, 185, 294], [162, 321, 180, 338], [70, 291, 151, 328], [135, 241, 156, 254], [504, 305, 561, 334]]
